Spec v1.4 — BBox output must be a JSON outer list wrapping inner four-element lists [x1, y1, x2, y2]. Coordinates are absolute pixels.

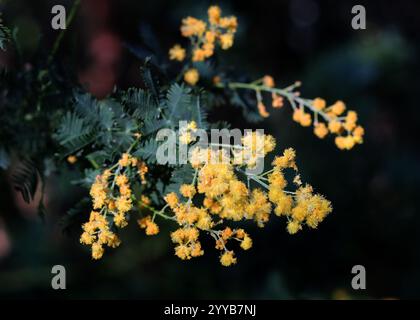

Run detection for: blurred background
[[1, 0, 420, 299]]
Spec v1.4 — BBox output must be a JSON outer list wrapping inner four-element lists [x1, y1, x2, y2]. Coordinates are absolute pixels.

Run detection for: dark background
[[0, 0, 419, 299]]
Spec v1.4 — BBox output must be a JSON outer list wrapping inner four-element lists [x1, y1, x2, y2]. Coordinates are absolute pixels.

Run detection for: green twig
[[215, 81, 334, 122]]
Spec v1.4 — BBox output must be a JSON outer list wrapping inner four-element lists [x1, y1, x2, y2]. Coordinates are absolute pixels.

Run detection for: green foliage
[[140, 58, 160, 100], [11, 159, 39, 203], [71, 168, 101, 188], [0, 6, 258, 229], [54, 92, 139, 159], [0, 14, 10, 51], [132, 138, 160, 163], [166, 83, 192, 122], [60, 197, 91, 234], [55, 111, 95, 154], [0, 4, 232, 215], [164, 83, 209, 129], [165, 164, 196, 194], [122, 87, 159, 121]]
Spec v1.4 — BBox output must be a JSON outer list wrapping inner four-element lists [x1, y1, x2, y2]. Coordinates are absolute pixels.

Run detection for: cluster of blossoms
[[294, 96, 364, 150], [145, 131, 333, 266], [80, 152, 149, 259], [169, 5, 238, 86], [80, 131, 331, 265], [76, 5, 361, 266], [215, 75, 365, 150], [169, 6, 364, 150]]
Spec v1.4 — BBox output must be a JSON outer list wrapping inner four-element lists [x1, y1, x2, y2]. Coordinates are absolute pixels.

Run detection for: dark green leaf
[[12, 159, 39, 203]]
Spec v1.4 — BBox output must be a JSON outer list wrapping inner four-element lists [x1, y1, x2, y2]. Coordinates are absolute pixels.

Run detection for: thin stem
[[237, 168, 297, 196], [216, 81, 335, 123], [249, 175, 269, 189], [260, 168, 275, 177], [141, 202, 175, 221], [283, 81, 301, 92], [237, 168, 270, 189], [110, 166, 121, 190], [192, 168, 198, 186], [283, 190, 296, 195], [88, 158, 100, 169]]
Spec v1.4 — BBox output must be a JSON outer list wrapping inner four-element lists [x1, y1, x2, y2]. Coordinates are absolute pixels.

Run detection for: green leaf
[[141, 58, 160, 100], [190, 94, 209, 129], [122, 87, 158, 121], [166, 83, 192, 123], [165, 164, 195, 194], [142, 119, 167, 135], [0, 15, 11, 51], [86, 150, 110, 168], [12, 159, 39, 203], [73, 92, 98, 122], [60, 197, 91, 234], [55, 111, 95, 153], [103, 117, 137, 155], [133, 138, 159, 163], [74, 92, 118, 130], [71, 168, 101, 188], [97, 100, 115, 130]]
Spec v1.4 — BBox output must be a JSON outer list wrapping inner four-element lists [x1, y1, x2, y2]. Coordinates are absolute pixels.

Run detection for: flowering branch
[[74, 4, 361, 266], [215, 78, 365, 150]]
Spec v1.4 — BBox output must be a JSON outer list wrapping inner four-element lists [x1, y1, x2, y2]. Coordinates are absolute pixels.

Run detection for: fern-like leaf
[[12, 159, 39, 203], [133, 138, 159, 163], [141, 58, 160, 100], [122, 87, 158, 120], [166, 83, 192, 123], [165, 164, 196, 194], [55, 111, 95, 153]]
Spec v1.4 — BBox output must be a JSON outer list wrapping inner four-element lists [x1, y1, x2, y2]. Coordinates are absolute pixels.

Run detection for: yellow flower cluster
[[138, 215, 159, 236], [255, 76, 285, 118], [80, 211, 121, 260], [67, 155, 78, 164], [169, 44, 186, 62], [239, 131, 276, 168], [75, 5, 360, 268], [168, 5, 238, 86], [294, 98, 364, 150], [269, 149, 332, 233], [171, 226, 204, 260], [215, 76, 364, 150], [80, 152, 149, 259], [161, 133, 331, 266], [217, 228, 252, 266], [184, 68, 199, 86]]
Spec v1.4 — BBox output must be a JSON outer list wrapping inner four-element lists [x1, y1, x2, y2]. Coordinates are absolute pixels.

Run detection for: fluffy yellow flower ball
[[220, 250, 237, 266], [184, 68, 199, 85], [169, 44, 186, 61]]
